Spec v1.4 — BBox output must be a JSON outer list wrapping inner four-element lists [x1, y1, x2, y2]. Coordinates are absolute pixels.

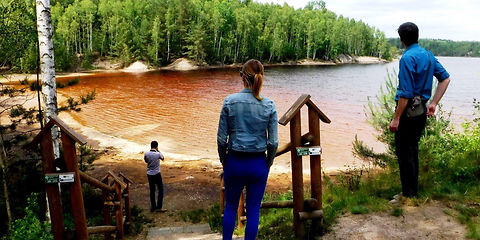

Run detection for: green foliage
[[58, 89, 96, 111], [389, 38, 480, 57], [5, 193, 53, 240], [56, 78, 79, 89], [78, 145, 98, 171], [80, 90, 96, 104], [391, 207, 403, 217], [3, 0, 393, 71], [351, 205, 369, 214], [127, 205, 152, 235], [178, 204, 222, 233]]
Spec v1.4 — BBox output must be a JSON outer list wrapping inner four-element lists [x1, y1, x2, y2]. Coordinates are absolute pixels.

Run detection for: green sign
[[296, 147, 322, 156], [45, 174, 59, 184]]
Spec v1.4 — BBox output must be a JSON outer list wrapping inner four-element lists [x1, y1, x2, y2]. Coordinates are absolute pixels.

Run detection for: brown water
[[59, 57, 480, 171]]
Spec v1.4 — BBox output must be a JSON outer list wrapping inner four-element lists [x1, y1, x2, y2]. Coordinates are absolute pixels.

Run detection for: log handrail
[[119, 172, 134, 184], [79, 171, 115, 192], [102, 171, 128, 190]]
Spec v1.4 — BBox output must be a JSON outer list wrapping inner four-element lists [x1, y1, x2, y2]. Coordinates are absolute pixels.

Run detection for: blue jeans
[[223, 152, 269, 240], [147, 173, 164, 210]]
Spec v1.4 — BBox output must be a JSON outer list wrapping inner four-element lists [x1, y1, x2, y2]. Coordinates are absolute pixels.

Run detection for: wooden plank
[[87, 226, 117, 234], [62, 133, 89, 240], [278, 94, 310, 126], [50, 115, 87, 145], [40, 130, 65, 240], [298, 210, 323, 221], [79, 171, 115, 192], [290, 113, 305, 239], [308, 107, 322, 210], [28, 119, 56, 147], [307, 99, 331, 123]]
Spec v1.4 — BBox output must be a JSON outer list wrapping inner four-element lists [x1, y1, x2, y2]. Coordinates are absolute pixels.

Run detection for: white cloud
[[254, 0, 480, 41]]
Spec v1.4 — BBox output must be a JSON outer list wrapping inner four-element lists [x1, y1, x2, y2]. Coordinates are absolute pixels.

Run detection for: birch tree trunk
[[36, 0, 60, 159]]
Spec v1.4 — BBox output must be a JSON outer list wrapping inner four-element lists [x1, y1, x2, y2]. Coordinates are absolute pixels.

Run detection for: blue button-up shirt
[[395, 43, 450, 101], [217, 88, 278, 165]]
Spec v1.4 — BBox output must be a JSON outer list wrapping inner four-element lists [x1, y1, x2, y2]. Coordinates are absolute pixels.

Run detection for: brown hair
[[241, 59, 264, 101]]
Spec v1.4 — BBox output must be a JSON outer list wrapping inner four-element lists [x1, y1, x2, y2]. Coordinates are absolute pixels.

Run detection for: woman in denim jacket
[[217, 59, 278, 240]]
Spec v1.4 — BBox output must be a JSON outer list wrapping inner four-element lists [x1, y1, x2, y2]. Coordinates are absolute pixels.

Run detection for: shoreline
[[0, 56, 389, 83]]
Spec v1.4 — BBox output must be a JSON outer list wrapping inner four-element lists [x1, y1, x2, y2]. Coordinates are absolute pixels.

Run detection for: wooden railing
[[30, 116, 132, 240]]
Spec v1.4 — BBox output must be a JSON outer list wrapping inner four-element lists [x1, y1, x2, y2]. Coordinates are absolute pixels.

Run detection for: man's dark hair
[[151, 141, 158, 149], [398, 22, 419, 47]]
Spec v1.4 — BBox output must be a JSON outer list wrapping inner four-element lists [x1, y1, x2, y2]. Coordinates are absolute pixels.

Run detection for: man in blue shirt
[[389, 22, 451, 202]]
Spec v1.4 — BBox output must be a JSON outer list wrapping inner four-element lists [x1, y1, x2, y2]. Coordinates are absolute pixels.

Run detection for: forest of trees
[[2, 0, 393, 72], [389, 38, 480, 57]]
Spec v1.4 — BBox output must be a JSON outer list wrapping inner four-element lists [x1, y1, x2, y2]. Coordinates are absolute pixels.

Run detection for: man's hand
[[427, 103, 437, 117], [389, 118, 400, 132]]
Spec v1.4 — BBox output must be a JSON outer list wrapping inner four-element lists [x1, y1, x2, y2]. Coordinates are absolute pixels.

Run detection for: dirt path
[[89, 151, 467, 240], [87, 151, 293, 239], [323, 201, 467, 240]]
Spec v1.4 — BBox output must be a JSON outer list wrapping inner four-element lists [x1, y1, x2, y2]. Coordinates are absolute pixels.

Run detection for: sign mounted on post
[[296, 146, 322, 156], [45, 172, 75, 184]]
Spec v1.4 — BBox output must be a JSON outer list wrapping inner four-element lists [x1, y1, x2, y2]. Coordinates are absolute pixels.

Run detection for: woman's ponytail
[[252, 73, 263, 101], [242, 59, 264, 101]]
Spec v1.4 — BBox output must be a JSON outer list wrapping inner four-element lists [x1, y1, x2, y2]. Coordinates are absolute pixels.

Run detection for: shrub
[[6, 193, 53, 240]]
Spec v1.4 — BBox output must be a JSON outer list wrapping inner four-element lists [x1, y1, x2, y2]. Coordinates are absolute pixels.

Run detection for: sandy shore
[[0, 56, 389, 83]]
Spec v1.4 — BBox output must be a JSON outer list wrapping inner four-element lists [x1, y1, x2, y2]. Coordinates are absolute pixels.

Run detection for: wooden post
[[119, 173, 133, 225], [308, 106, 323, 234], [102, 180, 112, 240], [308, 106, 322, 210], [40, 131, 65, 240], [114, 182, 124, 240], [62, 133, 89, 240], [290, 113, 305, 239], [237, 189, 245, 230], [219, 173, 225, 216]]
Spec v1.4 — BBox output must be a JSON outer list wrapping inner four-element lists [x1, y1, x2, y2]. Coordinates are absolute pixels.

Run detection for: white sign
[[59, 173, 75, 183], [309, 147, 322, 156]]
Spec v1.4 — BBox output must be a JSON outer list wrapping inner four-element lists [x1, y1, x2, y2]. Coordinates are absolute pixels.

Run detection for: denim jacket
[[217, 88, 278, 166]]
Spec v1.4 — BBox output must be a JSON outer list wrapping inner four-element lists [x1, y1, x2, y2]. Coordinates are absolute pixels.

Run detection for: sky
[[254, 0, 480, 41]]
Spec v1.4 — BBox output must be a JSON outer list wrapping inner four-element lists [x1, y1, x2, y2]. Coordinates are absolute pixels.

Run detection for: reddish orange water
[[59, 68, 385, 170]]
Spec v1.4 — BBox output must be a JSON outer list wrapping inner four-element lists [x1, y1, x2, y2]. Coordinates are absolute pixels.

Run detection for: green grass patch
[[391, 207, 403, 217]]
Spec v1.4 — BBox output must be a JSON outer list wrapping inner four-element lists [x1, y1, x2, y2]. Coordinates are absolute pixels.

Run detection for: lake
[[59, 57, 480, 172]]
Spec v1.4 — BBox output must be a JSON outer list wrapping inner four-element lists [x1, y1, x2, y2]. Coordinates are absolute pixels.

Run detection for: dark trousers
[[223, 152, 269, 240], [147, 173, 164, 210], [394, 113, 427, 197]]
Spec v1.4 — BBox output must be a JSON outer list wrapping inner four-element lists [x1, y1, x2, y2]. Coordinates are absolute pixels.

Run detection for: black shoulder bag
[[405, 52, 432, 118]]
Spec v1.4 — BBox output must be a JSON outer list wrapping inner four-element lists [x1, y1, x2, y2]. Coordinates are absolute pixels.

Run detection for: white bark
[[36, 0, 60, 159]]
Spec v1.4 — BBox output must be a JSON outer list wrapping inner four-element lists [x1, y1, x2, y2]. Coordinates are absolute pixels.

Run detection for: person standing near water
[[389, 22, 451, 202], [144, 140, 166, 212], [217, 59, 278, 240]]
